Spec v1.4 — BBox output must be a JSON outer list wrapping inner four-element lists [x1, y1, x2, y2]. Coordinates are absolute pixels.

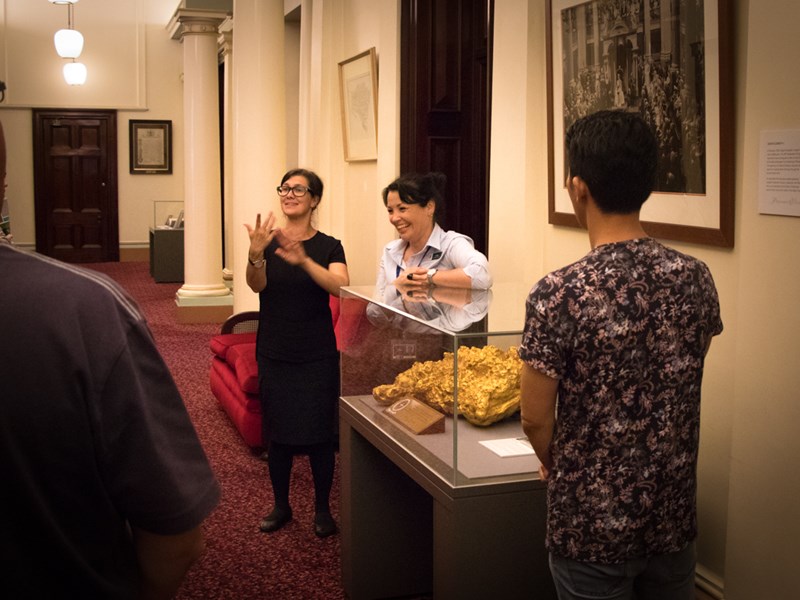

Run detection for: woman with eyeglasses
[[376, 171, 492, 300], [245, 168, 349, 539]]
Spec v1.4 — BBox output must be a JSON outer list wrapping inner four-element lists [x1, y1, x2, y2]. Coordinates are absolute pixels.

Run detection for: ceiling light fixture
[[50, 0, 87, 85], [63, 60, 87, 86], [54, 28, 84, 59]]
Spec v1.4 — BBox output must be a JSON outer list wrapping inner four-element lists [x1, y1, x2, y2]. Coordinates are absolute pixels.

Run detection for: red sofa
[[209, 297, 341, 449]]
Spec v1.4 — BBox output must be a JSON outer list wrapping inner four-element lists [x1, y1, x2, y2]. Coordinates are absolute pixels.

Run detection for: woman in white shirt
[[375, 172, 492, 299]]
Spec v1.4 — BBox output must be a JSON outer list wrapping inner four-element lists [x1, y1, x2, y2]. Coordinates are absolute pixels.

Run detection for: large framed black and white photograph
[[547, 0, 734, 247], [129, 119, 172, 174]]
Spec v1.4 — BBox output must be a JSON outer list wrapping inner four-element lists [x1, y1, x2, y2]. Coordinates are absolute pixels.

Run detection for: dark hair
[[565, 110, 657, 214], [281, 168, 324, 204], [381, 172, 447, 224]]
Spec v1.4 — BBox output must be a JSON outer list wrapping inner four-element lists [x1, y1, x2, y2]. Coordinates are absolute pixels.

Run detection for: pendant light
[[49, 0, 87, 85], [54, 29, 84, 59], [63, 60, 87, 86]]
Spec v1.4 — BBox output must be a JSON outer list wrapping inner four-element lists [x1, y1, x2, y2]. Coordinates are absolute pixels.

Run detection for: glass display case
[[149, 201, 184, 282], [153, 200, 184, 230], [338, 283, 555, 599], [338, 283, 542, 489]]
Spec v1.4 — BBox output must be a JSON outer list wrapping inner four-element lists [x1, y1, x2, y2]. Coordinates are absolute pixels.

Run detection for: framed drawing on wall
[[546, 0, 734, 247], [129, 119, 172, 174], [338, 48, 378, 162]]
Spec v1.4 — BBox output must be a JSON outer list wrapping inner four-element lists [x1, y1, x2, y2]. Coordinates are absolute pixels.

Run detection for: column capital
[[168, 8, 230, 41], [218, 17, 234, 57]]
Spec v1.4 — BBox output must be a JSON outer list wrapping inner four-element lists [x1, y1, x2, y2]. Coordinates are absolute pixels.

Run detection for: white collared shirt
[[375, 224, 492, 297]]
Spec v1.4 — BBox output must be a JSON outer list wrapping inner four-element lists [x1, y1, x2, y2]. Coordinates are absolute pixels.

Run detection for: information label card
[[384, 397, 445, 435], [759, 129, 800, 217], [479, 437, 536, 458]]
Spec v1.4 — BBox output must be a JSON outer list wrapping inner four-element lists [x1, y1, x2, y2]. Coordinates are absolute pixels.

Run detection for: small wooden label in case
[[384, 396, 445, 435]]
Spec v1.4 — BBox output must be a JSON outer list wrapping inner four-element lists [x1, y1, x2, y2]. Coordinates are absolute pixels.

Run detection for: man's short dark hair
[[566, 110, 658, 214]]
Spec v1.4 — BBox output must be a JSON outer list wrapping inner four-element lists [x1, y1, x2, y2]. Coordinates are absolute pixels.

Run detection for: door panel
[[401, 0, 492, 254], [33, 110, 118, 263]]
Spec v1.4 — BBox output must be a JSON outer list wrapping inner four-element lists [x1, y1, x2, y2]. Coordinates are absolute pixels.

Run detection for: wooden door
[[401, 0, 493, 254], [33, 110, 119, 262]]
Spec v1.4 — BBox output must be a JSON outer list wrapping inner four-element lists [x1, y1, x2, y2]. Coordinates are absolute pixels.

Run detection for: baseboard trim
[[120, 246, 149, 262], [696, 564, 724, 599]]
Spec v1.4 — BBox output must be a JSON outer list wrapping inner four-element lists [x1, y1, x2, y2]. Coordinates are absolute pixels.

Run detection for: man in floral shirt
[[519, 110, 722, 599]]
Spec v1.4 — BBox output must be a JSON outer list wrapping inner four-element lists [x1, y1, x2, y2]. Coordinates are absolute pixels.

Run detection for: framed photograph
[[546, 0, 734, 247], [129, 119, 172, 174], [338, 48, 378, 162]]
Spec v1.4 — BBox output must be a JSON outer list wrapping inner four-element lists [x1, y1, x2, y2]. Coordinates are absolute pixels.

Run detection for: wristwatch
[[248, 255, 266, 268], [426, 268, 437, 285]]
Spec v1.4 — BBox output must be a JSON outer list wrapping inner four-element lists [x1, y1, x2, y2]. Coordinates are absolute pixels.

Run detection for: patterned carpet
[[84, 262, 345, 600]]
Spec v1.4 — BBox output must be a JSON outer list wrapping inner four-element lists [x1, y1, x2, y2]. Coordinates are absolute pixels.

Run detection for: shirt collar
[[388, 223, 444, 263]]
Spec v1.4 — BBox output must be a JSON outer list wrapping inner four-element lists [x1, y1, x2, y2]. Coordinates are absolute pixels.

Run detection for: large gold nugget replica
[[373, 345, 522, 426]]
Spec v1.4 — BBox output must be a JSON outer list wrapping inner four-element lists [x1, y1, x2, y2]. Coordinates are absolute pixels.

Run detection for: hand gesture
[[244, 212, 276, 259], [273, 228, 310, 266]]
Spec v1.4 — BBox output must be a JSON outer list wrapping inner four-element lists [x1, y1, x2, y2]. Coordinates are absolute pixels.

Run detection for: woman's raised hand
[[244, 212, 276, 258]]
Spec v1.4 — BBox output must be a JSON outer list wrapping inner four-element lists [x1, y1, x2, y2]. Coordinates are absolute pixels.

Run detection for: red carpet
[[85, 262, 344, 600]]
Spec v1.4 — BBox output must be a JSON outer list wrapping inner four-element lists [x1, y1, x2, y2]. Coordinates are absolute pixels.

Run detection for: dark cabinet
[[149, 227, 184, 283]]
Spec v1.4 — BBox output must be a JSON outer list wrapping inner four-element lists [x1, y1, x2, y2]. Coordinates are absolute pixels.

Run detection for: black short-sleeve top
[[257, 231, 346, 363]]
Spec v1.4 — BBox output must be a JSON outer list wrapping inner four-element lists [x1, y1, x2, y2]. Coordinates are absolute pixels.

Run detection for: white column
[[230, 0, 287, 313], [219, 19, 234, 286], [169, 10, 231, 307]]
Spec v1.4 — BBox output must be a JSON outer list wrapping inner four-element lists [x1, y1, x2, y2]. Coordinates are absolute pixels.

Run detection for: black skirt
[[259, 354, 339, 445]]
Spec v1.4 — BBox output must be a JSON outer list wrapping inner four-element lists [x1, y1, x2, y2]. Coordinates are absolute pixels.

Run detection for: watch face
[[427, 268, 436, 276]]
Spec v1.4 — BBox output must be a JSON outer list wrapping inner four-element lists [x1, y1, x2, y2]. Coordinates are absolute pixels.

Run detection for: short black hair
[[281, 168, 324, 203], [381, 172, 447, 224], [565, 110, 657, 214]]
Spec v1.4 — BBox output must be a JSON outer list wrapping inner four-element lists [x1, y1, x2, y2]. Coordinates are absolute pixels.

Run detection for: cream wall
[[2, 0, 799, 597], [309, 0, 398, 286], [116, 0, 185, 246], [0, 0, 146, 109], [0, 0, 185, 248], [723, 1, 800, 598]]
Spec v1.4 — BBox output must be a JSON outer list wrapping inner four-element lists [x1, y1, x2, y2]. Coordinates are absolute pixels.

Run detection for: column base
[[176, 283, 231, 298], [174, 291, 234, 324], [222, 267, 234, 290]]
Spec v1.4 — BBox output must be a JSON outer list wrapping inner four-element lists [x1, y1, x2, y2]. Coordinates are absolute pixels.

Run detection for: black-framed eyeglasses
[[277, 185, 312, 197]]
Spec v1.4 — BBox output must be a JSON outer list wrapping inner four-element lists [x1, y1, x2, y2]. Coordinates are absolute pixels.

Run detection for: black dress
[[256, 231, 346, 445]]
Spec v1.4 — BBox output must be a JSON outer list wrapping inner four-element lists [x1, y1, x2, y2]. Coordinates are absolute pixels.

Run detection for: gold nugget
[[373, 345, 522, 426]]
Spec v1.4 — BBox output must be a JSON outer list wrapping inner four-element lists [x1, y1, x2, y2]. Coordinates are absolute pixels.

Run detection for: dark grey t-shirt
[[0, 245, 220, 598]]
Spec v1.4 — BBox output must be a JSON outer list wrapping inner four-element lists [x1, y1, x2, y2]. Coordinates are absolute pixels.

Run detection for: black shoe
[[314, 512, 337, 538], [259, 508, 292, 533]]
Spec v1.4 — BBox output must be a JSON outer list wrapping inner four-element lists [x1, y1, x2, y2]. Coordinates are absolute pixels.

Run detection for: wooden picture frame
[[129, 119, 172, 174], [546, 0, 734, 247], [338, 48, 378, 162]]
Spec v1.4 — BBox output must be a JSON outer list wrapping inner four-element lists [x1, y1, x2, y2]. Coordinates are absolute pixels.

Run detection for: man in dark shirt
[[0, 244, 220, 599], [519, 110, 722, 599]]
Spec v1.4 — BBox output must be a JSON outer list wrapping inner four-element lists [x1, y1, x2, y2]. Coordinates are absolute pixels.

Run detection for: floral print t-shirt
[[519, 237, 722, 564]]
